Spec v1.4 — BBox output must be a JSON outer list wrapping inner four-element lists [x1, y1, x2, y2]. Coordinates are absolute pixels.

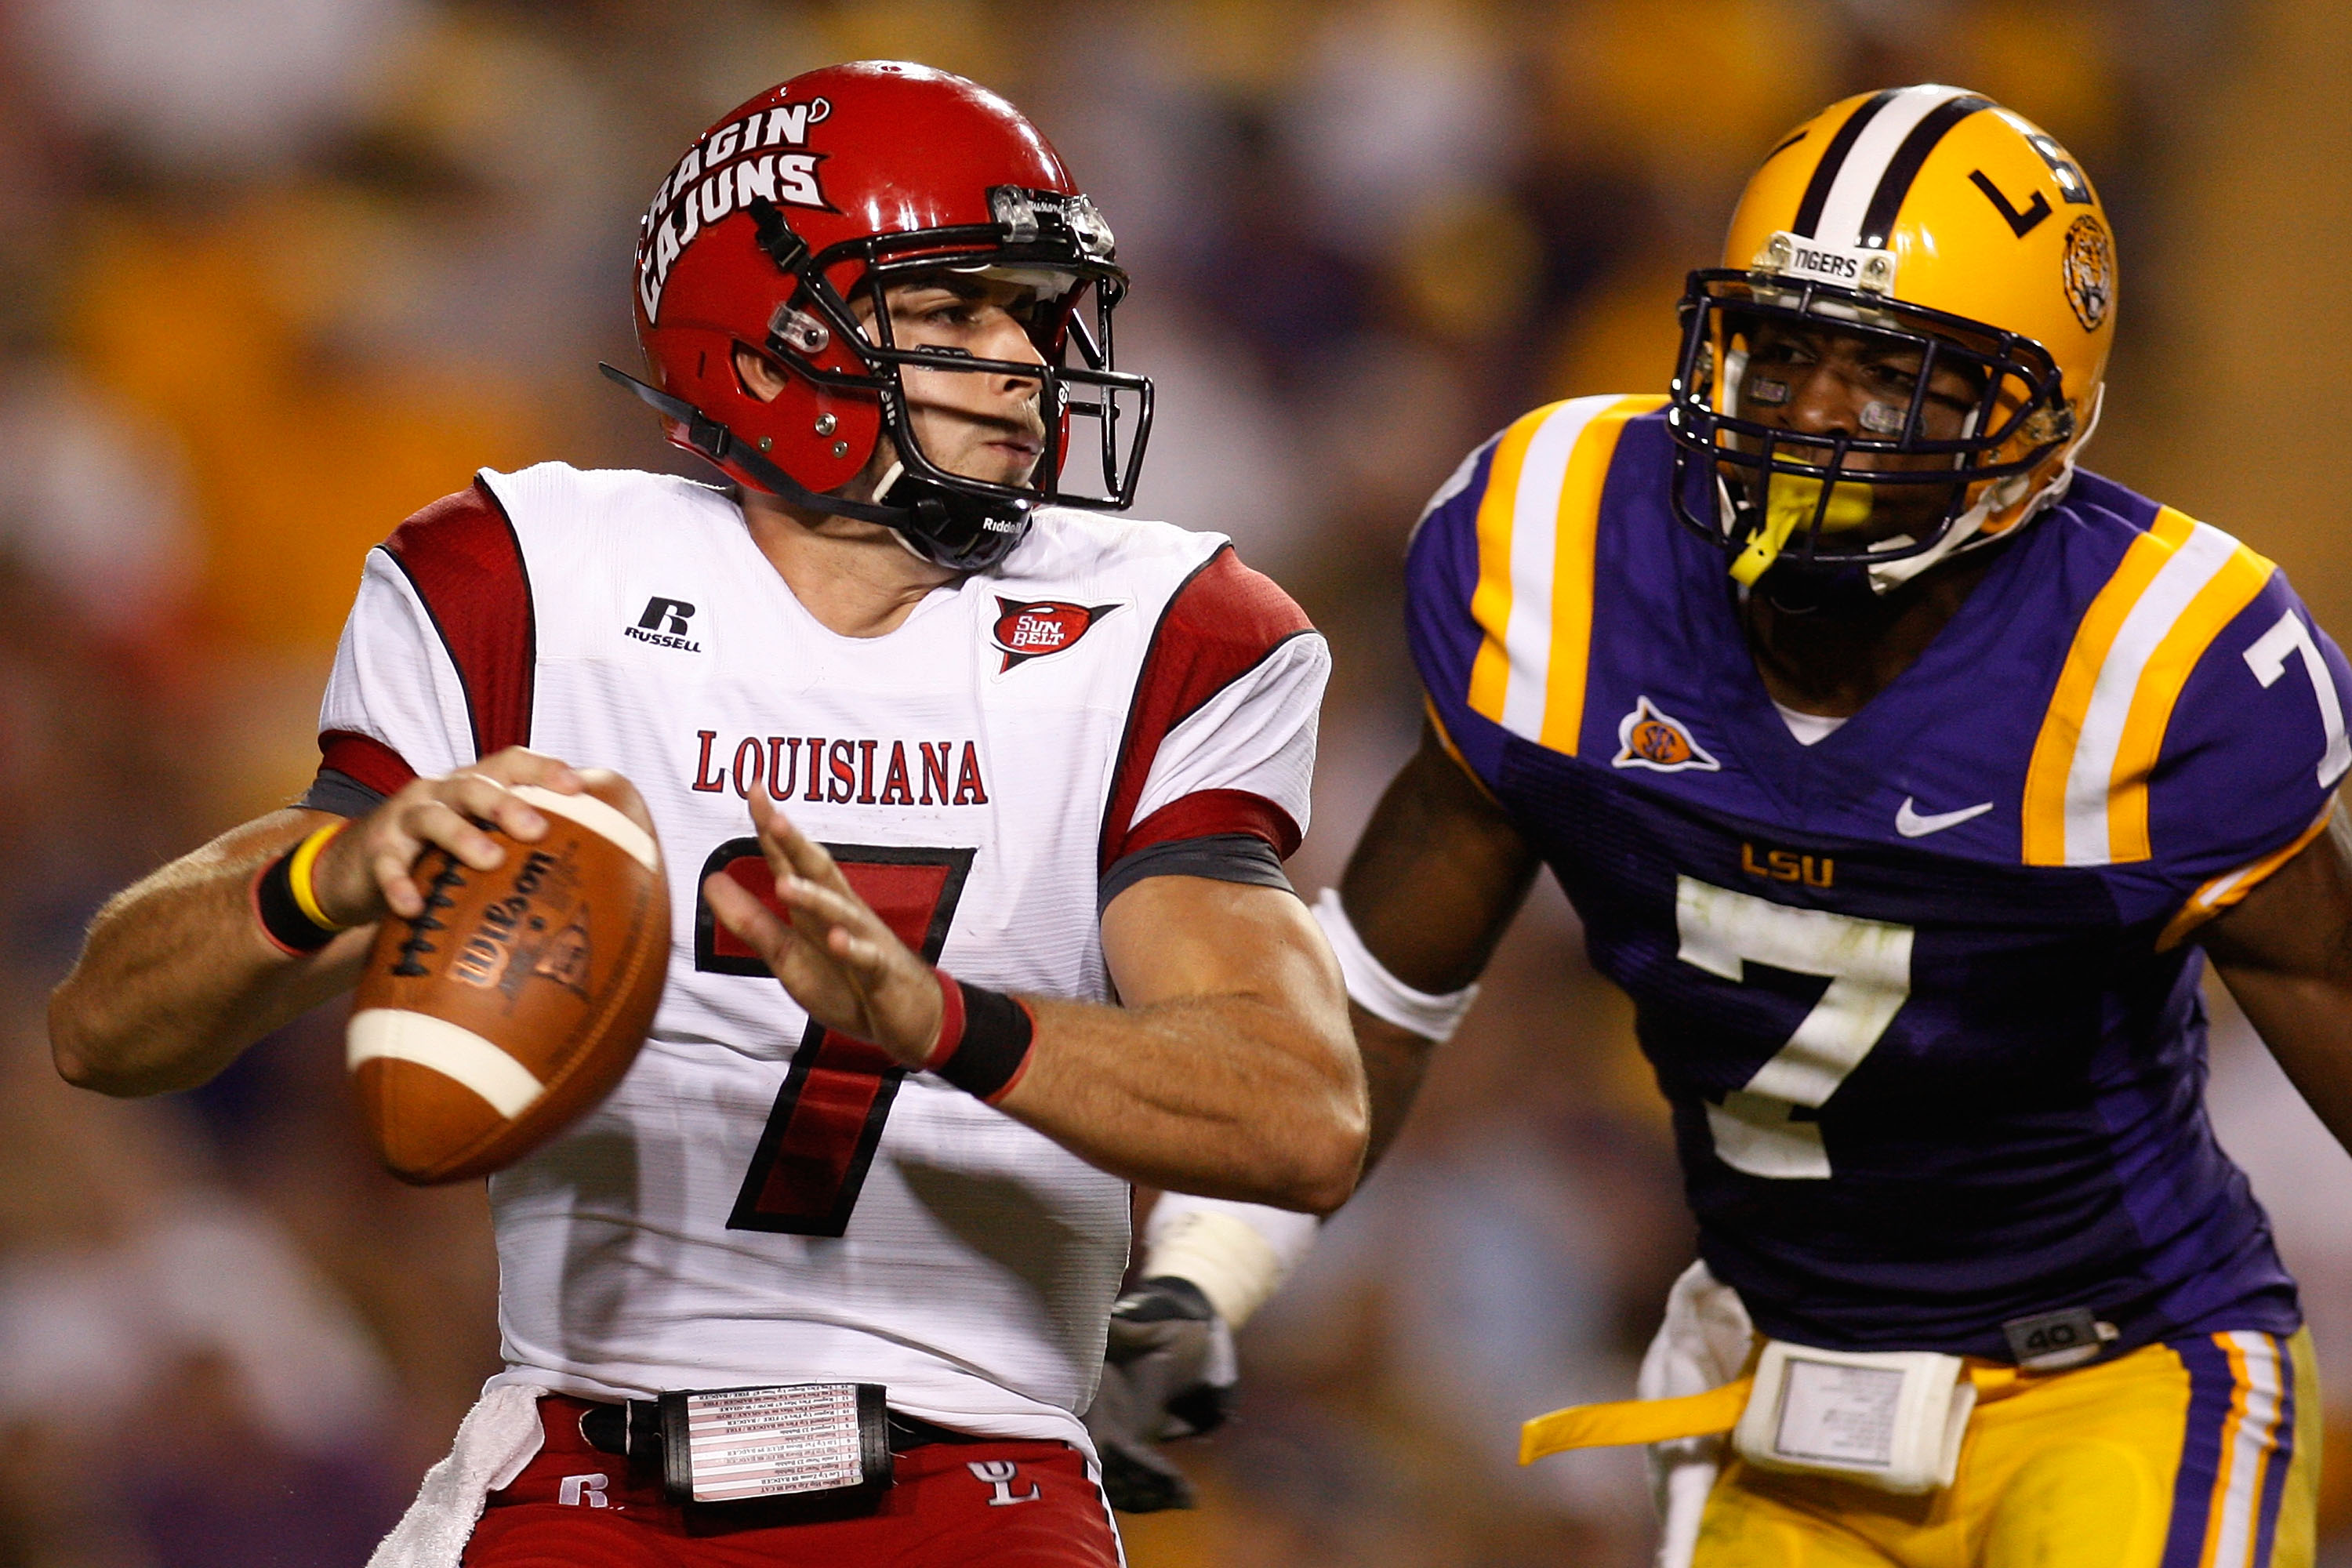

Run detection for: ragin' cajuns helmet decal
[[609, 61, 1155, 573], [636, 100, 836, 325]]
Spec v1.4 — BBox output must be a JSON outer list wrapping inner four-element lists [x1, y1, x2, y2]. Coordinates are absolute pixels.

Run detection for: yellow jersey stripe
[[1465, 407, 1554, 724], [1465, 394, 1660, 751], [2023, 510, 2189, 862], [1540, 395, 1667, 753], [2023, 510, 2271, 866], [1496, 396, 1639, 742], [2106, 537, 2276, 860]]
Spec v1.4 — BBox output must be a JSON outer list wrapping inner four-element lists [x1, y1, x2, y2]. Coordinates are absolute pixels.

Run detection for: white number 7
[[1674, 877, 1914, 1181], [2244, 608, 2352, 788]]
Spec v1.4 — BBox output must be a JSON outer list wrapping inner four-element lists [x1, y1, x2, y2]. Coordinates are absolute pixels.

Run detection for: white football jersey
[[312, 463, 1327, 1447]]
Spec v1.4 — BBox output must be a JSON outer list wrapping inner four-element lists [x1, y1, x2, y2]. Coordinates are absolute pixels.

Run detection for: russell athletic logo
[[991, 599, 1117, 673], [1613, 697, 1721, 774], [628, 597, 702, 652]]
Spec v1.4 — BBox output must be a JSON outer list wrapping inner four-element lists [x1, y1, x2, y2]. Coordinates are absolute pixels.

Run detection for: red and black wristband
[[923, 970, 1036, 1105]]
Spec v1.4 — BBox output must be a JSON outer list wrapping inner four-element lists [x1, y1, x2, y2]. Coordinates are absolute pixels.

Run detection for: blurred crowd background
[[2, 0, 2349, 1563]]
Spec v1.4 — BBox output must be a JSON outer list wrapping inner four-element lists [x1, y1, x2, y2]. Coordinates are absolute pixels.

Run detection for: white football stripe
[[1815, 85, 1971, 246], [2211, 1331, 2286, 1568], [2060, 521, 2238, 865], [509, 785, 660, 871], [1500, 395, 1622, 741], [347, 1009, 546, 1119]]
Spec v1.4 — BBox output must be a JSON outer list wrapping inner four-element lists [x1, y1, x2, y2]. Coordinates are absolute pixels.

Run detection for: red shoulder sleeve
[[312, 478, 534, 800], [316, 731, 416, 797], [1098, 545, 1316, 875], [374, 477, 535, 760]]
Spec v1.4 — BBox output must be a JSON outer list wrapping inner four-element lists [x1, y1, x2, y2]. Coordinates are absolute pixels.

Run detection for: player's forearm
[[1325, 729, 1540, 1176], [1355, 1004, 1441, 1173], [1000, 989, 1367, 1214], [50, 811, 366, 1096]]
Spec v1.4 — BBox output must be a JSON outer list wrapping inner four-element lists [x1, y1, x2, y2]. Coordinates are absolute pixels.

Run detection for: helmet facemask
[[744, 187, 1154, 571], [1667, 267, 2075, 593]]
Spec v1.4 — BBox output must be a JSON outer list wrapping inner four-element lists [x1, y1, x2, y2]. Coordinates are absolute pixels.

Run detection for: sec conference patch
[[1613, 696, 1720, 773], [992, 599, 1119, 673]]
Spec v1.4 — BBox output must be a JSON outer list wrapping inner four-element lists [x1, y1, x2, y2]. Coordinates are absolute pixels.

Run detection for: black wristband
[[933, 974, 1036, 1104], [252, 848, 337, 954]]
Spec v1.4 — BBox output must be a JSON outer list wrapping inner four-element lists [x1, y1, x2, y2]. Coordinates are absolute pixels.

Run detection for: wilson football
[[347, 774, 671, 1185]]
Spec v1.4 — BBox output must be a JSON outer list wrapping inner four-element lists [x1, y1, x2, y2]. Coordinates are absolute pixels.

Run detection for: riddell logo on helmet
[[991, 599, 1119, 673], [637, 96, 837, 324]]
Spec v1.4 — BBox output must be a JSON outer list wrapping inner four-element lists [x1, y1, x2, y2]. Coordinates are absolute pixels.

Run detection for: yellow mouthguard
[[1728, 477, 1875, 585]]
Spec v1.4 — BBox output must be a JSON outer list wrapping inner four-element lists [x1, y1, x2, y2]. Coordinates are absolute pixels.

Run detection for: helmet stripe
[[1791, 89, 1896, 239], [1856, 94, 1993, 248], [1810, 85, 1976, 247]]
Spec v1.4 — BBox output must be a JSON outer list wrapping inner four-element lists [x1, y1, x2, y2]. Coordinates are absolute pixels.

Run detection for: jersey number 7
[[1675, 877, 1913, 1181], [695, 840, 977, 1236]]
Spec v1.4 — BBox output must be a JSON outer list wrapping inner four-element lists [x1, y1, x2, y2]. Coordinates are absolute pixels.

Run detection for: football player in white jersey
[[49, 62, 1367, 1568]]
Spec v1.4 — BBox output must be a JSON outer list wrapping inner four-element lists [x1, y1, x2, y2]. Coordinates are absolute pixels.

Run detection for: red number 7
[[695, 840, 977, 1236]]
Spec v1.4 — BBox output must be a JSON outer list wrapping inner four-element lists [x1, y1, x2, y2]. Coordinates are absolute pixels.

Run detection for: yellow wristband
[[285, 822, 350, 932]]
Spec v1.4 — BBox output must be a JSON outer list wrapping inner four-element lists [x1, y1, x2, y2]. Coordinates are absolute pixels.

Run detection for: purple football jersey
[[1407, 397, 2349, 1358]]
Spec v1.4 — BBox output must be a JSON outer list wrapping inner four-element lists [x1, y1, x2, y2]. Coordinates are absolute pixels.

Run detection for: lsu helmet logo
[[2061, 215, 2114, 332], [1613, 696, 1720, 774], [991, 599, 1118, 672]]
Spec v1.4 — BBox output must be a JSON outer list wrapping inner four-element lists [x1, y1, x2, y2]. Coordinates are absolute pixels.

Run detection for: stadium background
[[2, 0, 2347, 1563]]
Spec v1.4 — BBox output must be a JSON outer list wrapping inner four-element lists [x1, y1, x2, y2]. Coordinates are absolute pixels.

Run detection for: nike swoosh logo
[[1895, 797, 1995, 837]]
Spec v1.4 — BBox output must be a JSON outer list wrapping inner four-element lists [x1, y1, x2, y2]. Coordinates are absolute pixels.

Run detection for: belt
[[574, 1396, 988, 1461]]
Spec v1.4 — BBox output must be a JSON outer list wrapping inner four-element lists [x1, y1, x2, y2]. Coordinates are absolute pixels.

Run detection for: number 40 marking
[[1674, 877, 1913, 1181]]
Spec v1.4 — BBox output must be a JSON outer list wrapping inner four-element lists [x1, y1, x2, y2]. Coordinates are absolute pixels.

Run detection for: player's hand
[[310, 747, 587, 926], [1083, 1277, 1236, 1513], [702, 791, 946, 1065]]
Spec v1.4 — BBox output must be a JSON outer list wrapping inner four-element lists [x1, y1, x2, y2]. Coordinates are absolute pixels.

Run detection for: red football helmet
[[604, 61, 1153, 571]]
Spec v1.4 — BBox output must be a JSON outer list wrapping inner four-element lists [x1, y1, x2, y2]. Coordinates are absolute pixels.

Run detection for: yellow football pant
[[1695, 1329, 2319, 1568]]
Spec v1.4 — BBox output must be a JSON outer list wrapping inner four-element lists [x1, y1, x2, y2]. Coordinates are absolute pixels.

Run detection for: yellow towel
[[1519, 1377, 1755, 1465]]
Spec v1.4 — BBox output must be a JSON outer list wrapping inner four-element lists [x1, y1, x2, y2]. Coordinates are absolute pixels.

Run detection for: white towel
[[1637, 1261, 1754, 1568], [367, 1383, 550, 1568]]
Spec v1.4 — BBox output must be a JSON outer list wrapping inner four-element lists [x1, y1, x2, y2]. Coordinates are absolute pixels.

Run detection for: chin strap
[[600, 364, 1029, 572], [600, 363, 913, 527], [600, 363, 914, 527]]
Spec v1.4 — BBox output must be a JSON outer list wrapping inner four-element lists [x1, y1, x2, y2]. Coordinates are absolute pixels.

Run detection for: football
[[347, 774, 671, 1185]]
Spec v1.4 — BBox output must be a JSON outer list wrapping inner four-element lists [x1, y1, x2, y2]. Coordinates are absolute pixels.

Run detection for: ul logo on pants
[[967, 1459, 1041, 1506]]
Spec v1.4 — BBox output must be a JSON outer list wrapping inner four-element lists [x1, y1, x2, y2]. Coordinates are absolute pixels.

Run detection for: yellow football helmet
[[1666, 85, 2116, 589]]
